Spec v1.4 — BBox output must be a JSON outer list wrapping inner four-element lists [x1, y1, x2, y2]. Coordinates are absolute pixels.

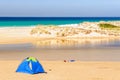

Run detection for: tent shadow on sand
[[16, 57, 47, 74]]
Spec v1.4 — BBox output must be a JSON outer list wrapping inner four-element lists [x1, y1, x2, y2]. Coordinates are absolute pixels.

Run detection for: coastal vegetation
[[30, 22, 120, 37], [99, 23, 120, 29], [99, 23, 120, 36], [30, 25, 92, 37]]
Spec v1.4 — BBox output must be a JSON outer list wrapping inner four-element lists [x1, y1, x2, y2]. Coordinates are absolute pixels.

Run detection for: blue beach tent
[[16, 57, 45, 74]]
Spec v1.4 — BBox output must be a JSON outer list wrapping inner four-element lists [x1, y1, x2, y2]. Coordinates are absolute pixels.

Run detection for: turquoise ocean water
[[0, 17, 120, 27]]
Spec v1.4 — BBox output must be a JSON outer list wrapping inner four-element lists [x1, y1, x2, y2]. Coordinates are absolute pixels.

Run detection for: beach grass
[[99, 23, 120, 29], [99, 23, 120, 31], [99, 23, 120, 35]]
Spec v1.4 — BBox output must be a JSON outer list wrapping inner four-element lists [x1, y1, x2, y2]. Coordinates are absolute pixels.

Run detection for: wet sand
[[0, 44, 120, 61]]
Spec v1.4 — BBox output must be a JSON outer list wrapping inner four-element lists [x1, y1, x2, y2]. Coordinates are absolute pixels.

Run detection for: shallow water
[[0, 39, 120, 50], [32, 39, 120, 49], [0, 39, 120, 61]]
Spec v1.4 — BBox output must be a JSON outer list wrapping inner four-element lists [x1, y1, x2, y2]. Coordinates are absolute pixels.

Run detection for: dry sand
[[0, 60, 120, 80], [0, 27, 35, 44]]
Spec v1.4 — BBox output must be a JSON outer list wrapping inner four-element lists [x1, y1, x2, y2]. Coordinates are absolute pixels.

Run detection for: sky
[[0, 0, 120, 17]]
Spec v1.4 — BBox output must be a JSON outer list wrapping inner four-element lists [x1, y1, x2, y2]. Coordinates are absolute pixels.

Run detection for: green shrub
[[99, 23, 119, 29]]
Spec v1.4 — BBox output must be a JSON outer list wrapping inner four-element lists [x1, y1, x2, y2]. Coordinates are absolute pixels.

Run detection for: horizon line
[[0, 16, 120, 18]]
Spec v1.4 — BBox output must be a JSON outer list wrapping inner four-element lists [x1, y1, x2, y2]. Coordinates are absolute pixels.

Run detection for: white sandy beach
[[0, 27, 35, 44]]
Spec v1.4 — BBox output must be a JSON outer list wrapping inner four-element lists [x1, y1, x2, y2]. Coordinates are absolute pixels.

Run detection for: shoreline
[[1, 48, 120, 61], [0, 35, 120, 45]]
